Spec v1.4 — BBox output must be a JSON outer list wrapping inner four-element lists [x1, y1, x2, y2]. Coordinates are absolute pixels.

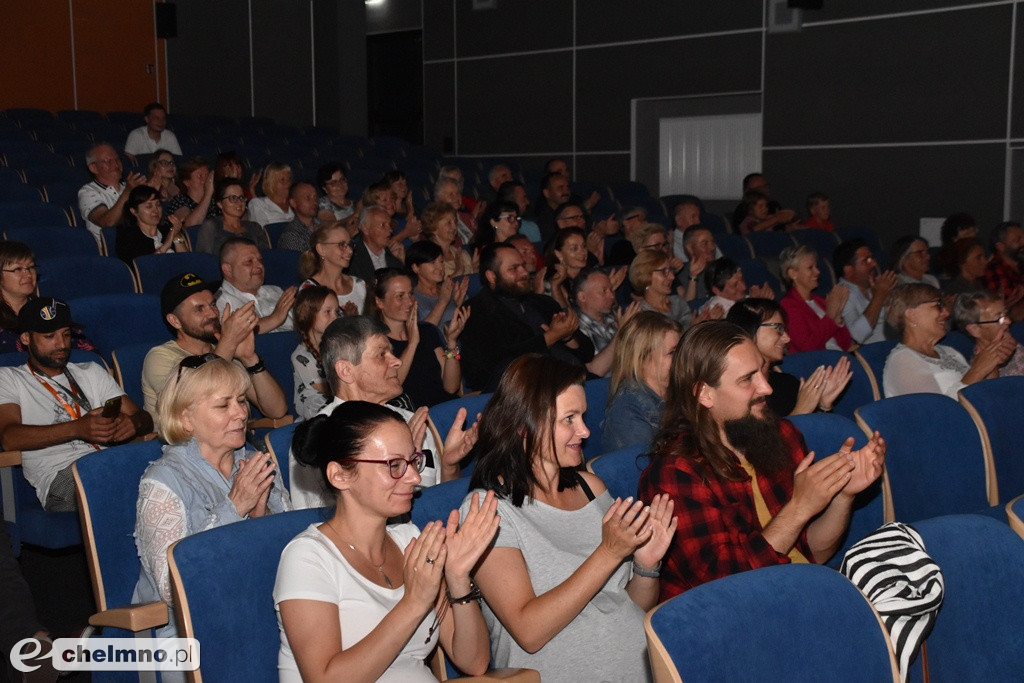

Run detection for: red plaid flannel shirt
[[983, 257, 1024, 298], [638, 419, 814, 602]]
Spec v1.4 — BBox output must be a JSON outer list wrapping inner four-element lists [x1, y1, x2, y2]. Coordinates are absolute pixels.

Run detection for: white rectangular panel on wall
[[658, 113, 762, 199]]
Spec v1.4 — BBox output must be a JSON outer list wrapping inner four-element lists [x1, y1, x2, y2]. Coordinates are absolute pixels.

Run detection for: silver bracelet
[[632, 560, 661, 579]]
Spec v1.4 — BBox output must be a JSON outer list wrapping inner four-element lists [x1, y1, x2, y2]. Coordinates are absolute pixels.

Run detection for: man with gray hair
[[346, 205, 404, 284], [288, 316, 478, 508], [78, 142, 146, 244]]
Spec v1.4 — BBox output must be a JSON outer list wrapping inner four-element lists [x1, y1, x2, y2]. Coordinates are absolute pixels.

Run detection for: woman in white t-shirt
[[274, 401, 497, 682], [299, 222, 367, 316]]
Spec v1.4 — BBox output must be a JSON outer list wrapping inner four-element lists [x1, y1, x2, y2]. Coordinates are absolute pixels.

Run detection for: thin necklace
[[328, 520, 393, 588]]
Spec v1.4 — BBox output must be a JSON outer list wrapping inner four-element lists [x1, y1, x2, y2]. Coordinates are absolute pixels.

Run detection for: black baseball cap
[[160, 272, 217, 318], [18, 298, 75, 333]]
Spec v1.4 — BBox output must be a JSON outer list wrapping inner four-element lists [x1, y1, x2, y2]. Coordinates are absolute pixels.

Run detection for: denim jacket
[[602, 380, 664, 452]]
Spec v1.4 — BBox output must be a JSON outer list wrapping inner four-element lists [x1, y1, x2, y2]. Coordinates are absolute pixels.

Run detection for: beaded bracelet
[[632, 560, 661, 579], [444, 347, 461, 360]]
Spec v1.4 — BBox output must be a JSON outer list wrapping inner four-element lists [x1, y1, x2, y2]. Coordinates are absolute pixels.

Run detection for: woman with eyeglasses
[[115, 185, 188, 265], [194, 178, 270, 255], [315, 162, 355, 223], [952, 291, 1024, 377], [461, 354, 676, 681], [0, 240, 94, 353], [276, 400, 496, 682], [291, 286, 340, 420], [299, 221, 366, 316], [473, 200, 521, 254], [629, 248, 694, 328], [146, 148, 179, 203], [727, 298, 852, 417], [134, 355, 290, 641], [883, 283, 1016, 398], [891, 235, 940, 288]]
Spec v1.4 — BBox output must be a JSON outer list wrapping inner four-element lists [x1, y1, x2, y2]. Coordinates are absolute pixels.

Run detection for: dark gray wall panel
[[1013, 8, 1024, 140], [765, 144, 1005, 250], [454, 0, 572, 58], [765, 6, 1010, 146], [166, 0, 251, 117], [367, 0, 421, 34], [313, 0, 367, 134], [575, 33, 763, 151], [456, 53, 572, 155], [251, 0, 313, 126], [577, 0, 761, 45], [807, 0, 999, 23], [424, 62, 456, 153], [423, 0, 455, 61], [576, 154, 630, 185]]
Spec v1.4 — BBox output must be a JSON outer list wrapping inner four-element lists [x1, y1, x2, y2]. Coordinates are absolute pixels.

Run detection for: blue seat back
[[0, 349, 106, 369], [4, 464, 81, 550], [959, 376, 1024, 504], [738, 258, 782, 298], [4, 225, 100, 258], [780, 349, 878, 417], [745, 231, 795, 260], [260, 248, 301, 288], [941, 330, 975, 360], [790, 228, 840, 259], [68, 294, 164, 364], [787, 413, 881, 567], [428, 393, 491, 440], [714, 232, 753, 261], [907, 515, 1024, 683], [855, 394, 988, 522], [646, 564, 897, 683], [582, 377, 610, 459], [264, 422, 298, 491], [72, 440, 163, 611], [586, 443, 650, 501], [111, 342, 156, 409], [169, 507, 329, 683], [854, 339, 898, 398], [0, 201, 70, 228], [37, 256, 137, 299], [411, 478, 471, 528], [264, 222, 291, 249], [133, 252, 220, 294], [253, 331, 299, 416]]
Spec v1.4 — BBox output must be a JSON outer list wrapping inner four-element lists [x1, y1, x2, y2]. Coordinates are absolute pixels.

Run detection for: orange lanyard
[[27, 363, 101, 450]]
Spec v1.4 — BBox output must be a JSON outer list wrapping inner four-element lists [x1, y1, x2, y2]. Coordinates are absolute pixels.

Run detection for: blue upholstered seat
[[585, 443, 650, 502], [263, 422, 298, 492], [68, 294, 164, 364], [645, 563, 899, 682], [959, 376, 1024, 504], [37, 255, 137, 299], [853, 339, 898, 399], [906, 515, 1024, 682], [168, 508, 330, 683], [855, 394, 993, 523], [582, 376, 610, 459], [132, 252, 220, 294]]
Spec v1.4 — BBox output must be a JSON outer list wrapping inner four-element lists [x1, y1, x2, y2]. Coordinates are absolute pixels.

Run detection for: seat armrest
[[249, 415, 295, 430], [88, 602, 169, 632]]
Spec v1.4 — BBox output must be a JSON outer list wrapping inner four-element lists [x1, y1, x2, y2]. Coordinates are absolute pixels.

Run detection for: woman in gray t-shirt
[[460, 355, 676, 683]]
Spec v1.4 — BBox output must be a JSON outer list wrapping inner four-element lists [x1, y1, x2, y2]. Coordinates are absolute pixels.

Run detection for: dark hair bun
[[291, 413, 331, 467]]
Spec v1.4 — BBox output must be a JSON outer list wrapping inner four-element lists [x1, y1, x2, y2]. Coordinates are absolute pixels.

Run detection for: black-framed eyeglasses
[[350, 452, 427, 479], [498, 213, 520, 223], [922, 297, 946, 311], [2, 264, 36, 275], [644, 242, 668, 251], [652, 266, 677, 276], [176, 353, 220, 381], [558, 213, 585, 221], [759, 322, 788, 334], [976, 313, 1010, 325], [322, 240, 353, 250], [221, 194, 248, 204]]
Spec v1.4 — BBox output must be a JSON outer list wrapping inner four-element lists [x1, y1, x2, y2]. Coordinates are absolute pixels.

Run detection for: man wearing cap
[[215, 237, 296, 333], [0, 299, 152, 511], [140, 272, 288, 422]]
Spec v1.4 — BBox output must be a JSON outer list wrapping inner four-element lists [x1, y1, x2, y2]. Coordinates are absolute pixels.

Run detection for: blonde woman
[[603, 311, 683, 452], [247, 162, 295, 227], [134, 355, 290, 640], [299, 221, 366, 316], [421, 201, 473, 278], [630, 249, 693, 327]]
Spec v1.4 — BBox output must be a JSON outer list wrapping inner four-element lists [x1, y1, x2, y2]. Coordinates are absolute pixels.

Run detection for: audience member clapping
[[779, 245, 852, 352], [461, 354, 676, 681], [421, 201, 472, 278], [146, 149, 179, 202], [216, 237, 296, 333], [630, 249, 694, 327], [115, 185, 187, 264], [952, 291, 1024, 377], [891, 235, 940, 288], [291, 285, 338, 420], [315, 162, 354, 223], [276, 401, 494, 682], [404, 240, 468, 330], [247, 162, 295, 227], [166, 156, 215, 228], [298, 222, 366, 316], [194, 178, 269, 255]]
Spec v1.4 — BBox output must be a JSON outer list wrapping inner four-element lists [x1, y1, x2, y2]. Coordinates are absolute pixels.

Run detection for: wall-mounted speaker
[[156, 3, 177, 39]]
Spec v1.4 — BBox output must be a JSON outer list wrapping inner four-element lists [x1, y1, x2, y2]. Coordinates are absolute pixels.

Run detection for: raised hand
[[842, 432, 885, 495], [401, 521, 447, 615], [825, 284, 849, 322], [748, 283, 774, 300], [632, 494, 677, 570], [408, 407, 429, 450], [442, 408, 479, 469], [793, 365, 827, 415], [790, 450, 854, 520], [446, 305, 470, 344], [871, 270, 899, 299], [599, 497, 654, 562], [443, 491, 500, 581], [453, 277, 470, 308], [819, 356, 853, 410], [608, 266, 627, 292]]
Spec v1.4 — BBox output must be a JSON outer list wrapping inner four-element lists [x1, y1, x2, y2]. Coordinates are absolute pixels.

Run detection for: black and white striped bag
[[840, 522, 944, 682]]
